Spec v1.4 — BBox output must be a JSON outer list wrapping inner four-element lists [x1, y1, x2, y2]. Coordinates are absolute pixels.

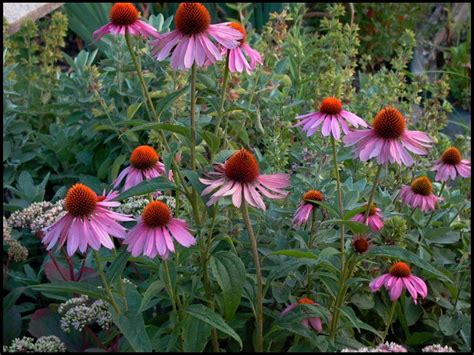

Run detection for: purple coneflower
[[432, 146, 471, 182]]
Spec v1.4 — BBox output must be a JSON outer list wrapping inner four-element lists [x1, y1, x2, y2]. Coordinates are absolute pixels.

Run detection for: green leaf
[[322, 219, 370, 234], [343, 205, 367, 220], [110, 309, 152, 352], [182, 316, 212, 352], [405, 332, 434, 346], [116, 176, 177, 200], [3, 287, 26, 316], [126, 122, 190, 138], [156, 86, 189, 119], [138, 280, 165, 313], [339, 306, 382, 339], [305, 200, 339, 217], [202, 131, 221, 154], [106, 249, 129, 284], [185, 304, 243, 349], [210, 251, 246, 320], [127, 102, 142, 120], [270, 250, 318, 259], [439, 313, 463, 336], [30, 282, 108, 301], [366, 246, 452, 283]]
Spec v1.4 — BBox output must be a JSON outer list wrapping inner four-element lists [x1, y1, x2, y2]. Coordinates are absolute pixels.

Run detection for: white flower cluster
[[7, 200, 65, 232], [113, 195, 150, 217], [341, 342, 407, 352], [3, 335, 65, 352], [3, 217, 28, 262], [422, 344, 455, 352], [58, 295, 112, 333], [113, 195, 177, 217]]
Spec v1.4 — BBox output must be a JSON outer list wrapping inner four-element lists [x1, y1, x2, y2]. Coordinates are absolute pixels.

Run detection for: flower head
[[93, 3, 159, 41], [352, 234, 370, 254], [223, 22, 262, 73], [343, 106, 432, 166], [281, 297, 329, 333], [400, 176, 439, 212], [114, 145, 173, 192], [432, 146, 471, 181], [351, 203, 384, 232], [369, 261, 428, 304], [150, 3, 243, 70], [41, 184, 133, 256], [292, 190, 324, 228], [199, 148, 289, 210], [123, 200, 196, 259], [295, 97, 368, 140]]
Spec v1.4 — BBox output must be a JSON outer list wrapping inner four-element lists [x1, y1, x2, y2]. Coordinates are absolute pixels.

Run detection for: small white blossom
[[58, 295, 112, 332], [422, 344, 455, 352]]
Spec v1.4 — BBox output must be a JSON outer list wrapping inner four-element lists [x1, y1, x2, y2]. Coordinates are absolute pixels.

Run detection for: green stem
[[214, 50, 230, 136], [241, 200, 263, 352], [424, 181, 446, 228], [308, 208, 317, 249], [330, 136, 345, 269], [163, 260, 177, 313], [93, 250, 120, 313], [329, 254, 357, 340], [124, 31, 158, 122], [190, 63, 198, 172], [306, 210, 317, 293], [111, 248, 127, 311], [364, 165, 383, 222], [448, 202, 468, 225], [382, 301, 397, 342]]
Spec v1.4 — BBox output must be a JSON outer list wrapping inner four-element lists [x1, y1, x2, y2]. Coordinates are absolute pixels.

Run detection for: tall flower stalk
[[330, 136, 345, 268], [124, 31, 158, 122], [214, 50, 231, 137], [241, 200, 263, 352]]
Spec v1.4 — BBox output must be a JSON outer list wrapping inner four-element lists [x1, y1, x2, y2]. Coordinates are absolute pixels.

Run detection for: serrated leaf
[[185, 304, 242, 349]]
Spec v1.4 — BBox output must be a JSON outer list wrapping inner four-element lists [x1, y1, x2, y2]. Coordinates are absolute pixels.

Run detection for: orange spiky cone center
[[142, 201, 171, 228], [224, 148, 260, 183], [130, 145, 159, 170], [175, 2, 210, 35], [65, 183, 98, 217], [389, 262, 411, 277], [303, 190, 325, 206], [373, 106, 406, 139], [318, 97, 343, 115], [411, 176, 433, 196], [110, 3, 139, 26], [229, 22, 246, 44], [441, 147, 462, 165], [297, 297, 315, 305]]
